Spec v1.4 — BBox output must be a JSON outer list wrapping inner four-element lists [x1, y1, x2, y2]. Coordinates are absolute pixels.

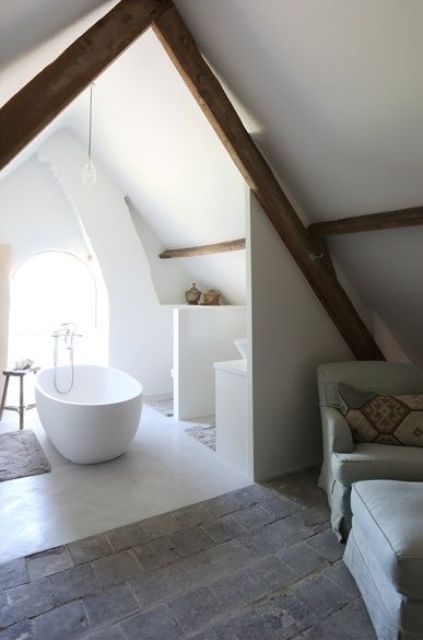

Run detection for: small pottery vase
[[202, 289, 221, 305], [185, 283, 201, 305]]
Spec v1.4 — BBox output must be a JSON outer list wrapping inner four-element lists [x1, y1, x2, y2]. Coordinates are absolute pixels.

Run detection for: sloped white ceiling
[[2, 0, 423, 354]]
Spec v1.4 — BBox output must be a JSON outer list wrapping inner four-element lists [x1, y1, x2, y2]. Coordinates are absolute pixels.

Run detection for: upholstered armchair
[[318, 361, 423, 539]]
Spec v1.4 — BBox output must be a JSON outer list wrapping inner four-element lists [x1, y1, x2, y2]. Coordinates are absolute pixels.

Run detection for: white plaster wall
[[0, 157, 88, 270], [128, 200, 192, 305], [0, 246, 11, 397], [174, 306, 246, 420], [247, 193, 352, 480], [40, 130, 173, 395], [373, 314, 411, 365], [0, 154, 108, 371], [129, 197, 246, 306]]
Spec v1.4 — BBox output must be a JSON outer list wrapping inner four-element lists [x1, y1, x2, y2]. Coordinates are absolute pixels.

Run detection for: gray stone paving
[[0, 469, 376, 639]]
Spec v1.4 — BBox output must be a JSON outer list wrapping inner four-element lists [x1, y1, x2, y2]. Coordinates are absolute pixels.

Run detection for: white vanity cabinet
[[214, 359, 250, 475]]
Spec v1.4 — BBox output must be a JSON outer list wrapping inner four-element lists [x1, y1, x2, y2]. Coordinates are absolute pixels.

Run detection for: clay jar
[[202, 289, 221, 305], [185, 283, 202, 305]]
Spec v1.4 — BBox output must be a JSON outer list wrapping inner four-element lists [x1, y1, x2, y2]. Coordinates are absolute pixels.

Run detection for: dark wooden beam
[[0, 0, 171, 170], [309, 205, 423, 237], [160, 238, 245, 259], [153, 5, 383, 360]]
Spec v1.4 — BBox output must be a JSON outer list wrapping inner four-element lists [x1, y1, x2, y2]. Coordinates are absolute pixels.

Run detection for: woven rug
[[185, 424, 216, 451], [0, 430, 51, 482], [145, 395, 174, 417]]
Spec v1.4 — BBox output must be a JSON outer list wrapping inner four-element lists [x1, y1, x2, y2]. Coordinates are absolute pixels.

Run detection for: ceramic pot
[[202, 289, 221, 305], [185, 283, 201, 305]]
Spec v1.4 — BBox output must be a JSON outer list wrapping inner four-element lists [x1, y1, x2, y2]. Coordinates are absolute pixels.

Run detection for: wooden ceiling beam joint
[[309, 206, 423, 237]]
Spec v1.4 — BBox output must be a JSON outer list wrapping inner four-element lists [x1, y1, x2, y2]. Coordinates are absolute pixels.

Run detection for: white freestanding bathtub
[[35, 365, 143, 464]]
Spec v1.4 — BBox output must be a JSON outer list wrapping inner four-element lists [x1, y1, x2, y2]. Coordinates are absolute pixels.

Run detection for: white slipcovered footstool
[[344, 480, 423, 640]]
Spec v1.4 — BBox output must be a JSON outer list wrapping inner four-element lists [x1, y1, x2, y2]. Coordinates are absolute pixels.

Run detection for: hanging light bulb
[[82, 83, 97, 184]]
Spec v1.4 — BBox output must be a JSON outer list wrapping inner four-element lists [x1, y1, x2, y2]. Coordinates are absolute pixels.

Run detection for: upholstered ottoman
[[344, 480, 423, 640]]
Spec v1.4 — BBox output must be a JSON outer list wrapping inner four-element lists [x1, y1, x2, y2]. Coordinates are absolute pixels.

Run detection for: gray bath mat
[[185, 424, 216, 451], [145, 395, 174, 417], [0, 430, 51, 482]]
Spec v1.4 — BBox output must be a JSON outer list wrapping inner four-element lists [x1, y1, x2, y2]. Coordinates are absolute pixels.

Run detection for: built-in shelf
[[162, 304, 246, 309]]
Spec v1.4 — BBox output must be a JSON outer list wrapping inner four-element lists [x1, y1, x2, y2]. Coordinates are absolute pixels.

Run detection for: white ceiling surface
[[175, 0, 423, 362], [0, 1, 118, 106], [1, 4, 247, 304], [63, 30, 246, 248], [2, 0, 423, 349]]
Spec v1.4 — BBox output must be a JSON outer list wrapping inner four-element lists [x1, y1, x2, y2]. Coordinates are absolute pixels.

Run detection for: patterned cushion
[[338, 383, 423, 447]]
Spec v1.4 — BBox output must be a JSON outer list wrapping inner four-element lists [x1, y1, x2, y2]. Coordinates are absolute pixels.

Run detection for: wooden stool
[[0, 367, 40, 430]]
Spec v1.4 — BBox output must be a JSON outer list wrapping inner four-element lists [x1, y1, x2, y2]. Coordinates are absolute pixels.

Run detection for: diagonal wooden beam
[[160, 238, 246, 259], [0, 0, 171, 170], [153, 5, 383, 360], [309, 205, 423, 237]]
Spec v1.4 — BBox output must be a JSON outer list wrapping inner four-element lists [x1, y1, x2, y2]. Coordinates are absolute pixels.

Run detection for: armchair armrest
[[323, 407, 354, 454]]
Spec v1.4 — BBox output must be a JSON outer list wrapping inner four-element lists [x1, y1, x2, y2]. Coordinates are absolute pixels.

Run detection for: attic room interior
[[1, 1, 423, 639]]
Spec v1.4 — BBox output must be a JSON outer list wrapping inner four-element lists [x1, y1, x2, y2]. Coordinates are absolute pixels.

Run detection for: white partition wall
[[0, 246, 10, 397], [173, 306, 246, 420], [247, 192, 352, 480]]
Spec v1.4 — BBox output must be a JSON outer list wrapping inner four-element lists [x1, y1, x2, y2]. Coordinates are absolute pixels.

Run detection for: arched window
[[9, 251, 99, 369]]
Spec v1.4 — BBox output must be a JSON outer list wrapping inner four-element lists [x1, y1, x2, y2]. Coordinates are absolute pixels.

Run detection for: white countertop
[[214, 359, 247, 376]]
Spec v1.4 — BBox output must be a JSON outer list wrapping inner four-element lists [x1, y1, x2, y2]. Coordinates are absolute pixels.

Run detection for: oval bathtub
[[35, 365, 143, 464]]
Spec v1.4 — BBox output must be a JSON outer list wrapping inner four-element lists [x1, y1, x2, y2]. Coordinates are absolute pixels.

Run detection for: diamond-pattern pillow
[[338, 383, 423, 447]]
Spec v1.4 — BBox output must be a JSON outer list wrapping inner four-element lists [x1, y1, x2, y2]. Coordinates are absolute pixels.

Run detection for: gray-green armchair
[[318, 361, 423, 539]]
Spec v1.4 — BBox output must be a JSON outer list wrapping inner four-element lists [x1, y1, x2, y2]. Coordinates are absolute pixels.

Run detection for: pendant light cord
[[88, 83, 94, 161]]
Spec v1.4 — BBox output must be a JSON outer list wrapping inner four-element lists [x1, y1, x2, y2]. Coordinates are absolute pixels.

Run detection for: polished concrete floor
[[0, 470, 376, 639], [0, 400, 250, 564]]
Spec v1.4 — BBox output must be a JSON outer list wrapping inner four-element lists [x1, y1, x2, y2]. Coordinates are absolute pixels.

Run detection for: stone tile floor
[[0, 469, 376, 639]]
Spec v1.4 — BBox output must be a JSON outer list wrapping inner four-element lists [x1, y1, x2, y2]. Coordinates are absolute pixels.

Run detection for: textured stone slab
[[264, 514, 319, 545], [211, 569, 266, 608], [32, 600, 89, 640], [48, 563, 99, 606], [142, 513, 183, 539], [92, 551, 143, 587], [0, 619, 33, 640], [322, 561, 360, 598], [134, 538, 180, 571], [68, 534, 113, 565], [303, 599, 376, 639], [27, 546, 73, 581], [172, 504, 212, 529], [267, 593, 320, 632], [294, 505, 329, 529], [278, 543, 326, 579], [248, 556, 298, 592], [190, 630, 221, 640], [131, 564, 191, 609], [293, 573, 351, 619], [261, 495, 304, 519], [177, 552, 231, 586], [170, 527, 213, 557], [84, 583, 138, 627], [231, 505, 275, 531], [0, 558, 28, 591], [168, 586, 223, 634], [203, 484, 273, 519], [87, 625, 126, 640], [0, 580, 55, 628], [214, 602, 298, 640], [140, 504, 210, 541], [240, 521, 288, 556], [201, 514, 245, 544], [121, 606, 184, 640], [106, 523, 150, 553], [307, 530, 343, 563]]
